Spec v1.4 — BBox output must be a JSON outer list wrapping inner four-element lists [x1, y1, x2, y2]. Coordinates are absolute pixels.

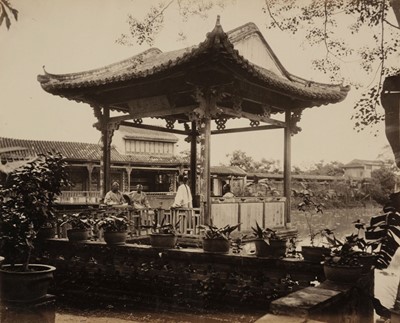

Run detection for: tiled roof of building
[[211, 165, 247, 176], [0, 137, 125, 162], [247, 172, 345, 181], [38, 21, 349, 105], [119, 125, 178, 142], [0, 137, 187, 166], [343, 159, 385, 168]]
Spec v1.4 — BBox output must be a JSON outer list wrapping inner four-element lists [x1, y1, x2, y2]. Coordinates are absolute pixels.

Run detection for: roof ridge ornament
[[215, 15, 221, 27], [42, 65, 48, 75]]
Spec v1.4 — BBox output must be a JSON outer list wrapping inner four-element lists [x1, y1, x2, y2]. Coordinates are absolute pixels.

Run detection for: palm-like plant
[[200, 222, 240, 240]]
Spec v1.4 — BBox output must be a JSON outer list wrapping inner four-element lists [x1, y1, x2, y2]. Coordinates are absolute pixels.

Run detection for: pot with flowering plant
[[97, 213, 129, 245], [200, 222, 240, 253], [251, 222, 287, 257], [297, 191, 330, 263], [0, 151, 70, 302], [60, 212, 94, 242]]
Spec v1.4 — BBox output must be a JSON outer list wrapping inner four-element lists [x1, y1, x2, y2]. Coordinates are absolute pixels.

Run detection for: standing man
[[129, 184, 151, 210], [104, 181, 125, 205], [172, 175, 193, 208]]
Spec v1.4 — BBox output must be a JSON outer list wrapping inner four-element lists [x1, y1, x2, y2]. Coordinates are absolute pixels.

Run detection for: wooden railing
[[57, 191, 102, 204], [55, 196, 286, 239], [56, 206, 202, 240], [211, 196, 286, 231]]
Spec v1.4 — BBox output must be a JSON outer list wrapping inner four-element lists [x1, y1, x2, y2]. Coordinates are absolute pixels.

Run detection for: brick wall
[[34, 240, 324, 311]]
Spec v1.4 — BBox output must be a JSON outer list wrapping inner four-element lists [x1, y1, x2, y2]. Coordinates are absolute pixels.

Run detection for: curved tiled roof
[[37, 19, 349, 105]]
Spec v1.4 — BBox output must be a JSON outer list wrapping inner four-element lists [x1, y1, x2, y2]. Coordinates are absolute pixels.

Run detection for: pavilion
[[37, 17, 349, 227]]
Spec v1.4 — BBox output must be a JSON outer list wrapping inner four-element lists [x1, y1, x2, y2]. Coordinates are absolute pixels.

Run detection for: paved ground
[[54, 307, 263, 323]]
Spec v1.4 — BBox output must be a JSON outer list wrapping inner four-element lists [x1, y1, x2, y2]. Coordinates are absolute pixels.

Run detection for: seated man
[[129, 184, 151, 210], [104, 181, 125, 205], [222, 184, 235, 198]]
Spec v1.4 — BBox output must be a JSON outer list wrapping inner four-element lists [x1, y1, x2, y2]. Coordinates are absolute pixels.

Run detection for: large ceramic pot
[[0, 264, 56, 302], [103, 231, 127, 245], [323, 264, 364, 283], [150, 233, 177, 248], [202, 238, 230, 253], [253, 239, 268, 257], [355, 253, 377, 273], [67, 229, 90, 242], [302, 246, 330, 263], [267, 239, 287, 258]]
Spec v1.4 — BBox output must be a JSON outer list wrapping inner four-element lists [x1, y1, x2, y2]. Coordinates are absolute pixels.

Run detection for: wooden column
[[86, 164, 94, 192], [190, 121, 197, 203], [126, 167, 132, 192], [199, 117, 211, 225], [284, 110, 292, 226], [101, 107, 111, 197]]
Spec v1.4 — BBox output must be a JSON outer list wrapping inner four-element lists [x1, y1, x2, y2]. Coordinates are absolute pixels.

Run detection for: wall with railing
[[32, 239, 374, 321], [55, 206, 202, 240], [54, 199, 287, 241]]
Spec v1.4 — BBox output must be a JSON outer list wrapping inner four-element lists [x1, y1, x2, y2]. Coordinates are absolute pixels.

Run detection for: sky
[[0, 0, 392, 169]]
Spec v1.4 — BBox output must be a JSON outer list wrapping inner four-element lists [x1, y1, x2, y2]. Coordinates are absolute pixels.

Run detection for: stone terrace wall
[[34, 240, 324, 311]]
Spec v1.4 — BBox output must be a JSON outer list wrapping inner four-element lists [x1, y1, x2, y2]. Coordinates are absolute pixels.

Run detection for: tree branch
[[264, 0, 284, 31], [383, 18, 400, 29]]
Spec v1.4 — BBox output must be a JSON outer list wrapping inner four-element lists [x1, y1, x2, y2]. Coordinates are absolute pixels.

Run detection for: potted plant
[[97, 213, 129, 245], [322, 229, 368, 283], [297, 192, 329, 262], [144, 213, 180, 248], [251, 222, 287, 258], [199, 222, 240, 254], [0, 151, 70, 302], [60, 212, 94, 242], [346, 220, 378, 272]]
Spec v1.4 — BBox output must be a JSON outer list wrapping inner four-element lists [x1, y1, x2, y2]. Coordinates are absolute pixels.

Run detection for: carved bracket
[[91, 104, 104, 131], [165, 118, 176, 129], [232, 94, 243, 114], [105, 121, 121, 145], [190, 86, 226, 120], [260, 105, 272, 118], [215, 117, 227, 130], [289, 108, 303, 135], [250, 120, 260, 127]]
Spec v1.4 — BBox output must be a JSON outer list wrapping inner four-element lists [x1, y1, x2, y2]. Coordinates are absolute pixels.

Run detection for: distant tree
[[369, 166, 397, 205], [226, 150, 282, 173], [307, 160, 345, 176], [0, 0, 18, 30], [118, 0, 400, 133], [226, 150, 254, 172], [252, 158, 281, 173], [292, 165, 303, 175]]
